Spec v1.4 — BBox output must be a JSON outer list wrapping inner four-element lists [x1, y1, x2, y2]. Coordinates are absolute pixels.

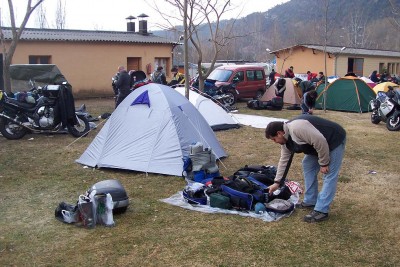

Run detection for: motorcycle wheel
[[386, 115, 400, 131], [0, 118, 28, 140], [67, 114, 90, 137], [370, 112, 381, 124], [224, 91, 237, 106]]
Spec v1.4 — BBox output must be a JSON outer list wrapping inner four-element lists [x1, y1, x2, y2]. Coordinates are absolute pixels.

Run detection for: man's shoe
[[295, 202, 315, 209], [303, 210, 329, 223]]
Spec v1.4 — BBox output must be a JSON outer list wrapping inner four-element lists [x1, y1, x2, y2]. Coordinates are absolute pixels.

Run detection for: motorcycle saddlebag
[[87, 179, 129, 214]]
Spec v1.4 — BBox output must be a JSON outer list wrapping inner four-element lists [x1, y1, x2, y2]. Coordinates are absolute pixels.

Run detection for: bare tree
[[155, 0, 241, 95], [35, 3, 47, 28], [0, 0, 45, 93], [388, 0, 400, 29], [55, 0, 66, 29]]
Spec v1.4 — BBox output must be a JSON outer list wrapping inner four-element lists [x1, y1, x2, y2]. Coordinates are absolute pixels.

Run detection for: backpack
[[220, 176, 267, 210]]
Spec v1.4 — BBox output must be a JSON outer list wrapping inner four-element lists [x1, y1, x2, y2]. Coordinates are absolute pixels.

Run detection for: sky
[[0, 0, 289, 32]]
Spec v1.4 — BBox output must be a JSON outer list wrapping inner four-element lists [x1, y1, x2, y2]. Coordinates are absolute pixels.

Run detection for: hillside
[[154, 0, 400, 62]]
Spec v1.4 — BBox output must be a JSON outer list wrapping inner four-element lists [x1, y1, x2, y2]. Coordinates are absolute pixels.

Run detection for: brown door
[[127, 57, 141, 72]]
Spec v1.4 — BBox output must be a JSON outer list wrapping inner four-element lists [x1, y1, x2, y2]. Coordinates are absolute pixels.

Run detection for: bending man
[[265, 115, 346, 223]]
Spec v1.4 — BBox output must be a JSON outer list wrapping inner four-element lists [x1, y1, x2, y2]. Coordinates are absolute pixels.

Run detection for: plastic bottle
[[104, 193, 115, 227]]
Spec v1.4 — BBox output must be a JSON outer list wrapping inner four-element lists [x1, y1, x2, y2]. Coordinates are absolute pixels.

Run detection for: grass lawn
[[0, 97, 399, 266]]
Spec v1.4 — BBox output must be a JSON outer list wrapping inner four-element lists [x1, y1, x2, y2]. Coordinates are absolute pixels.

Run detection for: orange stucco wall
[[275, 46, 400, 78], [275, 46, 335, 77], [8, 40, 173, 97]]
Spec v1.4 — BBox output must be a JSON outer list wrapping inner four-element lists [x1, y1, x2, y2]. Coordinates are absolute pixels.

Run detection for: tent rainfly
[[76, 83, 227, 176]]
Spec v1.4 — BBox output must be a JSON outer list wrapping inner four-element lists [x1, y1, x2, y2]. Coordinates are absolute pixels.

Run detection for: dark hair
[[308, 90, 318, 99], [171, 66, 178, 72], [307, 71, 311, 74], [265, 121, 284, 138], [319, 72, 324, 75], [157, 66, 163, 71]]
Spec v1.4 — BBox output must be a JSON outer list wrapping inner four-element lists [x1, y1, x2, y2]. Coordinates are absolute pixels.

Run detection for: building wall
[[9, 41, 173, 96], [275, 46, 400, 78], [274, 47, 335, 77]]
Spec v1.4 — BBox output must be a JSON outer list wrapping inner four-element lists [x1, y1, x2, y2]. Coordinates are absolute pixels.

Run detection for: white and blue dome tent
[[76, 83, 227, 176]]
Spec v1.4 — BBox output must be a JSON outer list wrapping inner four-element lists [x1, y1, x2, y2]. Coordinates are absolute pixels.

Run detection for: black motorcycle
[[0, 82, 90, 140], [370, 86, 400, 131]]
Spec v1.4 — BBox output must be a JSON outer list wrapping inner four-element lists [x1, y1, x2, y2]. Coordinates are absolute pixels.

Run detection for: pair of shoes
[[295, 201, 315, 209], [303, 210, 329, 223]]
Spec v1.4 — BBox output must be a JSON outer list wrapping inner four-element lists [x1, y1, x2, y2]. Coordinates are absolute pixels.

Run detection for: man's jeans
[[301, 139, 346, 213]]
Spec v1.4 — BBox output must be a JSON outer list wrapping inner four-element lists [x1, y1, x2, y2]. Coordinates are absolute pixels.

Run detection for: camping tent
[[259, 78, 302, 105], [373, 82, 399, 94], [315, 76, 376, 113], [76, 83, 227, 176], [174, 86, 239, 131], [359, 76, 376, 89]]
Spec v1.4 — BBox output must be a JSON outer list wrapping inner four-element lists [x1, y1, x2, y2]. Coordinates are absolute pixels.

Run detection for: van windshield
[[208, 69, 233, 82]]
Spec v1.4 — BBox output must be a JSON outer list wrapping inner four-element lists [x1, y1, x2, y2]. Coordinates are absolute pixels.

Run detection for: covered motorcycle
[[0, 64, 90, 139]]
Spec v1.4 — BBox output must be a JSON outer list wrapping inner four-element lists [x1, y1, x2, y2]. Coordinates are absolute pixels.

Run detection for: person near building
[[370, 70, 380, 83], [307, 71, 317, 81], [269, 68, 277, 86], [168, 66, 185, 86], [115, 66, 131, 108], [265, 115, 346, 223], [151, 66, 167, 85], [285, 66, 295, 78]]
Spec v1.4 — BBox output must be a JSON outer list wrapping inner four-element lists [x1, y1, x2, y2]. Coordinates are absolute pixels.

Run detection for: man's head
[[157, 66, 163, 71], [118, 66, 125, 72], [307, 71, 311, 74], [171, 66, 178, 73], [265, 121, 287, 144], [290, 66, 294, 70]]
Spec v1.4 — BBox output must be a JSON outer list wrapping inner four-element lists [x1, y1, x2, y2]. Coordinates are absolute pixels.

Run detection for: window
[[255, 70, 264, 80], [246, 70, 255, 81], [29, 55, 51, 64], [154, 58, 168, 74], [347, 57, 364, 76]]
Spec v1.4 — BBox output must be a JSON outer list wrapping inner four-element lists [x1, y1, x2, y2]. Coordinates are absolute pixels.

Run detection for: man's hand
[[268, 183, 280, 194], [308, 108, 314, 114], [320, 166, 329, 174]]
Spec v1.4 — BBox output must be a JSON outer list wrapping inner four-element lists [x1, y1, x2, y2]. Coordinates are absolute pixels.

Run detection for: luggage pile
[[182, 164, 300, 214]]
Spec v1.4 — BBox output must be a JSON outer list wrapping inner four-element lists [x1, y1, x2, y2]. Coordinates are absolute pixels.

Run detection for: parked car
[[207, 65, 267, 100]]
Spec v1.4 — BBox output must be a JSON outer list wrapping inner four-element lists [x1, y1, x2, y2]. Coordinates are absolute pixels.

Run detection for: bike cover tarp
[[10, 64, 68, 84]]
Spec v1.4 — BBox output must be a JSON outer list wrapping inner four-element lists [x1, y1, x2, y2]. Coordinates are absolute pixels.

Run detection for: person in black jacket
[[115, 66, 131, 108], [269, 69, 277, 86]]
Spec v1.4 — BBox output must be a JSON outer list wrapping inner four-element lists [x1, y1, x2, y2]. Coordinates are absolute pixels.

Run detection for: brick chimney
[[126, 15, 136, 32]]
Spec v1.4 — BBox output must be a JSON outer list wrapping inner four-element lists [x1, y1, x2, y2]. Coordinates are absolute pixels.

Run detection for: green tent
[[315, 77, 376, 113]]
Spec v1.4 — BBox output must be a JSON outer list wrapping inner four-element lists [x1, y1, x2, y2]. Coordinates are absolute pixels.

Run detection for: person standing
[[285, 66, 295, 78], [269, 68, 277, 86], [115, 66, 131, 108], [151, 66, 167, 85], [265, 115, 346, 223]]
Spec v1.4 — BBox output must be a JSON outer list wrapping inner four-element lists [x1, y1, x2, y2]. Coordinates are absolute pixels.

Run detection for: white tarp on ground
[[160, 191, 299, 222], [232, 114, 288, 129]]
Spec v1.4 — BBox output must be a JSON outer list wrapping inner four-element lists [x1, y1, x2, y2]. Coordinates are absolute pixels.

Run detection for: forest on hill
[[155, 0, 400, 62]]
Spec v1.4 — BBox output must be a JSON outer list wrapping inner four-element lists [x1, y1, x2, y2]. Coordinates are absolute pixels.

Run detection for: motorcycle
[[370, 86, 400, 131], [0, 82, 90, 140], [191, 76, 238, 107]]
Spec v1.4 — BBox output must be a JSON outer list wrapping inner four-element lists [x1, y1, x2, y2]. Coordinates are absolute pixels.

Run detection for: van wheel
[[254, 90, 264, 100]]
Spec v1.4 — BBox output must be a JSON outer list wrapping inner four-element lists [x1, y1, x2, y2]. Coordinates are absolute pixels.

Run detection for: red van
[[207, 65, 267, 100]]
